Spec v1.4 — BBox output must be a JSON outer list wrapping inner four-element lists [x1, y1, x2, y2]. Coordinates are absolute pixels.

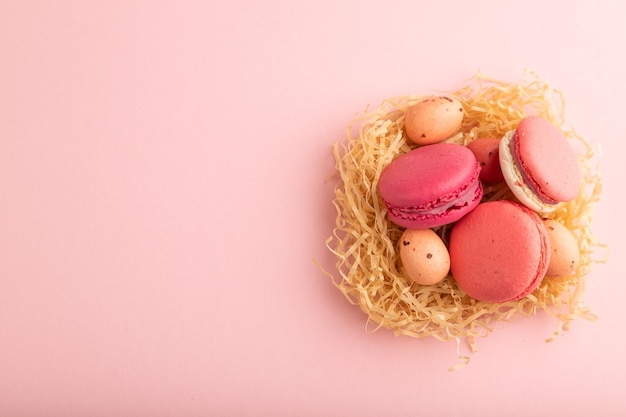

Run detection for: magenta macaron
[[449, 200, 550, 303], [378, 143, 483, 229], [499, 115, 581, 212]]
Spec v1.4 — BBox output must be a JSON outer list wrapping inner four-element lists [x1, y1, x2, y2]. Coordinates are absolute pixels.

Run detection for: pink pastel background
[[1, 1, 624, 416]]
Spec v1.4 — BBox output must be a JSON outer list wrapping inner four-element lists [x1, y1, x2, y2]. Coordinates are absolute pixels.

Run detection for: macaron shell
[[379, 144, 479, 207], [449, 200, 550, 303], [515, 116, 581, 202]]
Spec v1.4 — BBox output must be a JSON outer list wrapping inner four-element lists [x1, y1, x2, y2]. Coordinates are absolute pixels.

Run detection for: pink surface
[[0, 1, 624, 416]]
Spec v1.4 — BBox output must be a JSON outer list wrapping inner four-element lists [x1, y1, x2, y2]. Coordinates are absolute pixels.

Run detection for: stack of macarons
[[378, 96, 582, 302]]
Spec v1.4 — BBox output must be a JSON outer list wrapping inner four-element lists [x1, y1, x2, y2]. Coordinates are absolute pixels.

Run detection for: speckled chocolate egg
[[467, 137, 504, 183], [543, 219, 580, 277], [404, 96, 464, 145], [399, 228, 450, 285]]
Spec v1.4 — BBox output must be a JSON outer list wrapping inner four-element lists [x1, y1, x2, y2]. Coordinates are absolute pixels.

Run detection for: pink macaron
[[499, 116, 581, 212], [449, 200, 550, 303], [378, 143, 483, 229], [467, 137, 504, 183]]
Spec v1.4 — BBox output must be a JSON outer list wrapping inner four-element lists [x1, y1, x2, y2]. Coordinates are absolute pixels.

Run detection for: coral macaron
[[499, 116, 581, 212], [378, 143, 483, 229], [449, 200, 550, 303]]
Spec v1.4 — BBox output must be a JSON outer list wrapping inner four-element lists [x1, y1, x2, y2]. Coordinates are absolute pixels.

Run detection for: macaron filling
[[385, 179, 482, 221], [509, 130, 558, 205]]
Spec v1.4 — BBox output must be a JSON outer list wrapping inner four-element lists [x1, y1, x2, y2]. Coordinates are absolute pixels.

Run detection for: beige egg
[[404, 96, 464, 145], [543, 219, 580, 277], [399, 228, 450, 285]]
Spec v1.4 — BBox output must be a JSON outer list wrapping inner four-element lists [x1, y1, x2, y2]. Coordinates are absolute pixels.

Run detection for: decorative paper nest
[[326, 71, 604, 367]]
